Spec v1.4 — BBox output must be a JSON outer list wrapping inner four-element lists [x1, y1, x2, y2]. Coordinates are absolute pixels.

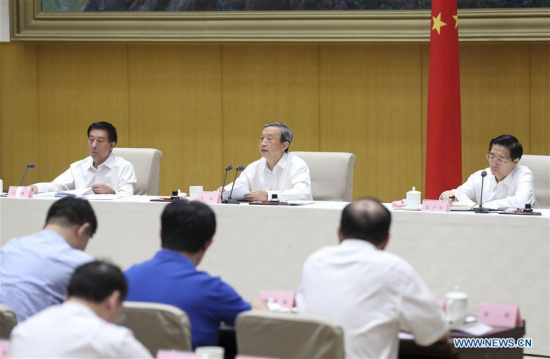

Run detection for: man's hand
[[216, 186, 223, 192], [439, 190, 456, 202], [250, 298, 269, 311], [29, 185, 38, 194], [244, 189, 268, 202], [91, 183, 115, 194]]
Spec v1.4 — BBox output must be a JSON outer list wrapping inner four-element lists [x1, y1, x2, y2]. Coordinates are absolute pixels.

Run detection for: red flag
[[426, 0, 462, 199]]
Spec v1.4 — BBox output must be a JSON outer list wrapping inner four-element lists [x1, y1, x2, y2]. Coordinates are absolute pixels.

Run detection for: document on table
[[222, 186, 250, 201], [33, 188, 120, 200], [451, 322, 493, 336]]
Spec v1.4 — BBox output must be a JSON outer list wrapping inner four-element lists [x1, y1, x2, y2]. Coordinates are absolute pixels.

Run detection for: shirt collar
[[500, 165, 518, 188], [86, 152, 115, 170], [263, 152, 289, 171], [155, 249, 195, 267], [340, 238, 378, 251]]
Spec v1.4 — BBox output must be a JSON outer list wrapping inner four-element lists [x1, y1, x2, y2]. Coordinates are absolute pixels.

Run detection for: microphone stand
[[226, 165, 244, 205], [19, 163, 36, 186], [220, 164, 233, 204], [474, 171, 489, 214]]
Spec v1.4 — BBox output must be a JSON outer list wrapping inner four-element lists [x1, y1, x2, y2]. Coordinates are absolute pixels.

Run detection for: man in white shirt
[[223, 122, 312, 201], [10, 260, 152, 358], [440, 134, 535, 209], [30, 121, 137, 196], [297, 199, 449, 359]]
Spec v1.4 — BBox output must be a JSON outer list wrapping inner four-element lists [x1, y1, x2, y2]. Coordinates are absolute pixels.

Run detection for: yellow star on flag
[[432, 12, 447, 35], [453, 14, 458, 29]]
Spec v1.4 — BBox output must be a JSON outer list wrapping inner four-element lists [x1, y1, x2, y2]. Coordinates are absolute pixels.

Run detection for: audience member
[[125, 200, 266, 348], [10, 261, 152, 358], [0, 197, 96, 322], [297, 198, 449, 359]]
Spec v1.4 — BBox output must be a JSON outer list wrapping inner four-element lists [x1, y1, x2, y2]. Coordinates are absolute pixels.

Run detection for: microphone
[[19, 163, 36, 186], [474, 170, 489, 214], [226, 164, 245, 205], [220, 164, 233, 203]]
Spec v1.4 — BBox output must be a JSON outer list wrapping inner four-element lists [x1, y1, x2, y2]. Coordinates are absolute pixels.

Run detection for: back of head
[[340, 198, 391, 246], [489, 134, 523, 160], [46, 197, 98, 236], [87, 121, 118, 143], [263, 121, 293, 152], [68, 260, 127, 303], [161, 200, 217, 253]]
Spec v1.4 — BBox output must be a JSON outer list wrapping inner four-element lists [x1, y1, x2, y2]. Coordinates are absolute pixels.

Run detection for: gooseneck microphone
[[220, 164, 233, 203], [19, 163, 36, 186], [226, 164, 245, 205], [474, 170, 489, 214]]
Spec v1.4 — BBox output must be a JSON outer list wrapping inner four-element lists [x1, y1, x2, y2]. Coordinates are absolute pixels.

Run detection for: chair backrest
[[0, 304, 17, 339], [520, 155, 550, 208], [236, 311, 345, 359], [112, 148, 162, 196], [291, 152, 356, 201], [122, 302, 192, 355]]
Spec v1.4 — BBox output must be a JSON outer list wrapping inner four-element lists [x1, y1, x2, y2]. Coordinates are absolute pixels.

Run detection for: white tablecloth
[[1, 197, 548, 355]]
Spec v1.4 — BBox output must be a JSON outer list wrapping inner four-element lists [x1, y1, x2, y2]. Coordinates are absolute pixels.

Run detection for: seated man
[[440, 134, 535, 209], [124, 200, 266, 349], [0, 197, 96, 322], [31, 121, 137, 196], [296, 198, 449, 359], [10, 261, 152, 358], [222, 122, 312, 201]]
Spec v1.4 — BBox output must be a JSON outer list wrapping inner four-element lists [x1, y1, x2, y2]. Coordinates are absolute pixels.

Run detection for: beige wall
[[1, 43, 548, 202]]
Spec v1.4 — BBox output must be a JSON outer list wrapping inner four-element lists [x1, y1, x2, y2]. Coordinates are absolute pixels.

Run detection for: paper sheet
[[222, 186, 250, 201]]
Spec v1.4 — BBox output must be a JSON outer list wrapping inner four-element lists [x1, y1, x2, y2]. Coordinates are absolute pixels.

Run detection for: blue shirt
[[125, 249, 251, 348], [0, 230, 93, 322]]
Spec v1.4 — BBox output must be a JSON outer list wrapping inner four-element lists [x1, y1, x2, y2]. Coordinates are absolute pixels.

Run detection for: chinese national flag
[[426, 0, 462, 199]]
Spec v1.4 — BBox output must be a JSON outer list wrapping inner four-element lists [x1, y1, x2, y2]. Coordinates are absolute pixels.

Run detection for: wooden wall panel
[[37, 44, 129, 183], [222, 44, 320, 172], [0, 44, 40, 188], [128, 45, 223, 194], [320, 44, 422, 202], [460, 44, 531, 177], [530, 44, 550, 155]]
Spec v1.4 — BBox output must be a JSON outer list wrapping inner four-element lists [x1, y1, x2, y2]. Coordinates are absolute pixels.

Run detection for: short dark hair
[[340, 198, 392, 246], [489, 134, 523, 160], [87, 122, 118, 143], [161, 200, 217, 253], [264, 122, 293, 153], [45, 197, 98, 237], [68, 261, 127, 303]]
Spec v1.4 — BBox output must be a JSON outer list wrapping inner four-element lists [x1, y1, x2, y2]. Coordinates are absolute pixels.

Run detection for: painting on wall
[[42, 0, 550, 12]]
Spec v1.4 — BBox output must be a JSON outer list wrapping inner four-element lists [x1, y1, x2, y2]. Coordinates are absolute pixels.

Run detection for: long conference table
[[1, 197, 549, 356]]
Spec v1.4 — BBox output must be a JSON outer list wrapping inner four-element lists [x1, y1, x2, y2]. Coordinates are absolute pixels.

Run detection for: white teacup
[[406, 187, 422, 209], [445, 287, 468, 325], [195, 346, 224, 359]]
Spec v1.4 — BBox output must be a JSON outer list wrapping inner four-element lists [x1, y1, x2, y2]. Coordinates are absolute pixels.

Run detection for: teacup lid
[[445, 285, 468, 300], [407, 186, 421, 194]]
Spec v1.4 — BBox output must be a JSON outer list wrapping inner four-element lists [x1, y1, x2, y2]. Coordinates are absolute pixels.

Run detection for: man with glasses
[[440, 134, 535, 209], [0, 198, 96, 322]]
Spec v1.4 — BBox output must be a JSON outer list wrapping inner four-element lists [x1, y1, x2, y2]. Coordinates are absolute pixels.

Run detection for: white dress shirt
[[454, 165, 535, 209], [34, 152, 137, 195], [10, 301, 152, 358], [227, 152, 312, 201], [297, 240, 448, 359]]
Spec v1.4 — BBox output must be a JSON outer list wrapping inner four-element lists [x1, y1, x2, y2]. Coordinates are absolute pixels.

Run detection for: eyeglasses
[[486, 153, 510, 164]]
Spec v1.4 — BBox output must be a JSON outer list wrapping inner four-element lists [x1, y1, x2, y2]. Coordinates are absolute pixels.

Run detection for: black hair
[[489, 134, 523, 160], [67, 261, 127, 303], [340, 198, 392, 246], [45, 197, 98, 237], [87, 122, 118, 143], [161, 200, 217, 253]]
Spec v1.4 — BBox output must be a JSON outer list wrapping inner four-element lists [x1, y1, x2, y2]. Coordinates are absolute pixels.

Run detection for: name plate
[[194, 191, 221, 204], [478, 302, 521, 328], [260, 290, 295, 308], [7, 186, 33, 198], [421, 199, 449, 212]]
